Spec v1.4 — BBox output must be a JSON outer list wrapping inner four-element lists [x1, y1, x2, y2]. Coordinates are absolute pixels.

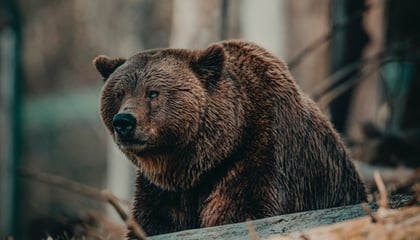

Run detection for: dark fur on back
[[94, 40, 366, 237]]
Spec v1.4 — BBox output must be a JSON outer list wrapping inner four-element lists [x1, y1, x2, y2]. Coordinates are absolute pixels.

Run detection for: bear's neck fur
[[131, 70, 247, 191]]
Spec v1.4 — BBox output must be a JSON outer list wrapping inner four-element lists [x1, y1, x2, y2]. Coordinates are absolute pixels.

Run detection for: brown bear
[[93, 40, 367, 237]]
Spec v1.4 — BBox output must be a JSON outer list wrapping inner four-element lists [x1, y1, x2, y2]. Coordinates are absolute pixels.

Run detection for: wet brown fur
[[94, 40, 367, 237]]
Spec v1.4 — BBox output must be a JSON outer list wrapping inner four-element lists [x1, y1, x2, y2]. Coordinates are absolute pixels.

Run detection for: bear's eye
[[116, 91, 124, 101], [147, 90, 159, 99]]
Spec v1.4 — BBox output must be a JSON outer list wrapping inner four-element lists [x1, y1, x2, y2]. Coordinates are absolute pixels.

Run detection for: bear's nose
[[112, 113, 136, 138]]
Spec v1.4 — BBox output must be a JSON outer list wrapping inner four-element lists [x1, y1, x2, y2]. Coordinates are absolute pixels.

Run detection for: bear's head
[[93, 45, 231, 190]]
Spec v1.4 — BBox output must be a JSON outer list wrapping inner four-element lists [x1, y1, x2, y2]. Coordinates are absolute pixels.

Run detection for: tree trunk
[[329, 0, 368, 135], [170, 0, 223, 49]]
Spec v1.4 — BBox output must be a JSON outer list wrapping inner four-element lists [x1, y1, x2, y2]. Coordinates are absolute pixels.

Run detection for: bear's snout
[[112, 113, 136, 139]]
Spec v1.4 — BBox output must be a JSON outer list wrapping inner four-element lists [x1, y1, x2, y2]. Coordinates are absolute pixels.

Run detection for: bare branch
[[317, 64, 378, 112], [310, 53, 382, 100], [20, 168, 148, 240], [246, 219, 260, 240], [374, 171, 389, 209], [287, 3, 374, 70], [361, 203, 378, 223], [287, 33, 332, 70]]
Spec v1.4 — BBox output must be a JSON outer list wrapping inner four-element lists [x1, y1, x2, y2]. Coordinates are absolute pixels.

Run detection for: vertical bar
[[0, 0, 23, 238], [329, 0, 368, 134], [220, 0, 229, 40], [0, 27, 13, 240], [384, 0, 420, 132]]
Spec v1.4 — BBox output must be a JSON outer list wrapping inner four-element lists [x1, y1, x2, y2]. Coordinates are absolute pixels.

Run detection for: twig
[[20, 168, 148, 240], [287, 33, 332, 70], [361, 203, 378, 223], [310, 53, 382, 100], [245, 219, 260, 240], [102, 191, 147, 239], [82, 210, 126, 237], [317, 64, 378, 111], [287, 3, 374, 70], [374, 171, 389, 209], [21, 168, 105, 201], [317, 73, 360, 111]]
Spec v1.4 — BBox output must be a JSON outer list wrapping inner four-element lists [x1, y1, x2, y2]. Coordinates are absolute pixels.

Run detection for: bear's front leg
[[199, 166, 284, 227], [129, 172, 199, 237]]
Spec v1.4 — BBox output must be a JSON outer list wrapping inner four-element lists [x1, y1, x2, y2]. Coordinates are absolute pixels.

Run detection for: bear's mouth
[[118, 139, 148, 149]]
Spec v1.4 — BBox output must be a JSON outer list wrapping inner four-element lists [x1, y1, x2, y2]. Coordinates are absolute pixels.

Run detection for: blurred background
[[0, 0, 419, 239]]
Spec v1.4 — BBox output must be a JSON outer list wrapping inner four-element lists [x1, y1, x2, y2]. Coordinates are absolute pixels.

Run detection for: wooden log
[[267, 206, 420, 240], [149, 195, 412, 240]]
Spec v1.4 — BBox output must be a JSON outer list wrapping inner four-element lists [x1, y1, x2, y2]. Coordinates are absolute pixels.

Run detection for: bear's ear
[[93, 55, 126, 80], [191, 44, 225, 90]]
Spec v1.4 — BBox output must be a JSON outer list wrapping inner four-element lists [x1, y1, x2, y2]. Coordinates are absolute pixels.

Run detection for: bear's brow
[[143, 70, 171, 82], [115, 72, 139, 89]]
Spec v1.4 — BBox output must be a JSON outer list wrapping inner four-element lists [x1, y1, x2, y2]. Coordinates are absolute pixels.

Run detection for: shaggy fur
[[94, 40, 367, 237]]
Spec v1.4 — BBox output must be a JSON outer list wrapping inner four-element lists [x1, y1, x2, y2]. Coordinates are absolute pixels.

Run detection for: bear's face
[[99, 54, 205, 157], [94, 46, 225, 172]]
